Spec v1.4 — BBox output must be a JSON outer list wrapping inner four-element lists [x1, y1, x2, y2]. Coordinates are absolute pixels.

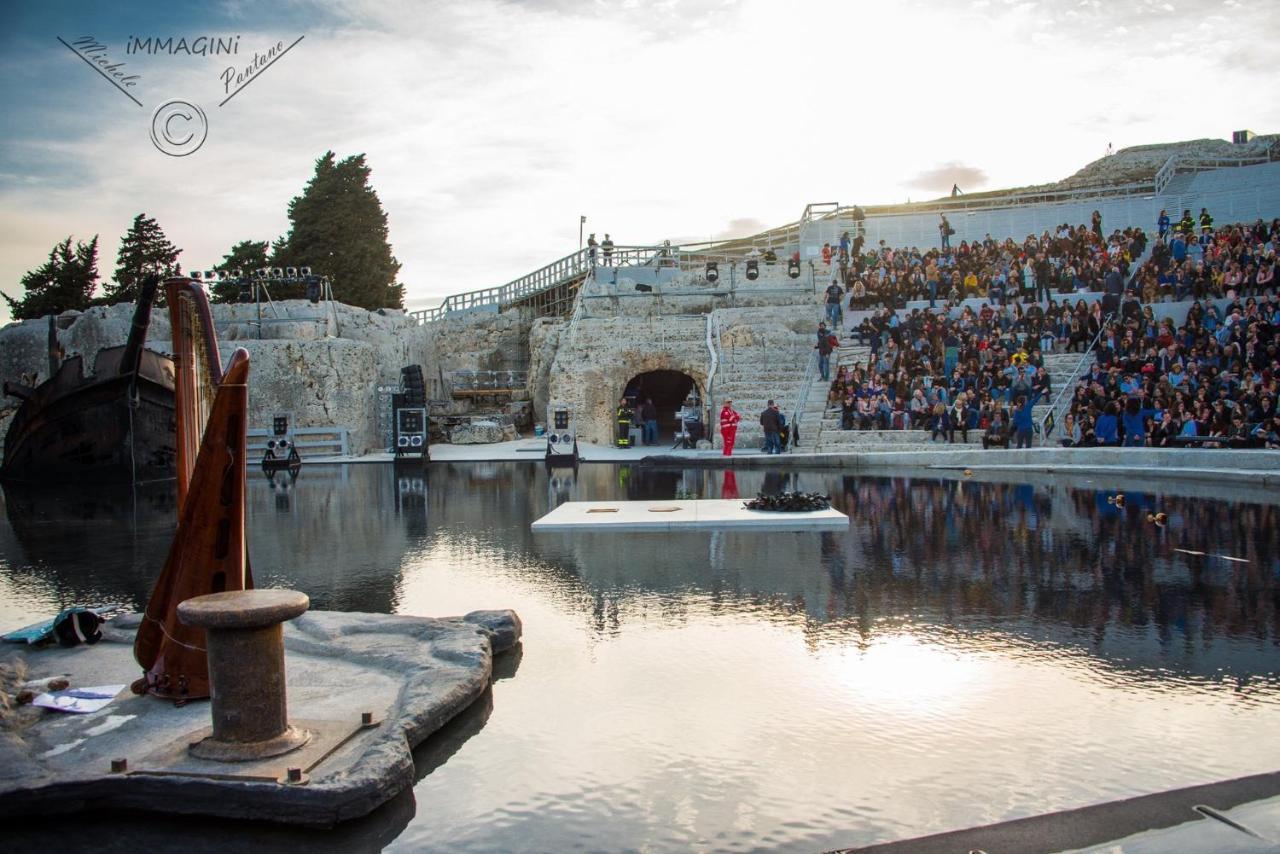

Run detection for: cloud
[[716, 218, 767, 239], [904, 162, 988, 194]]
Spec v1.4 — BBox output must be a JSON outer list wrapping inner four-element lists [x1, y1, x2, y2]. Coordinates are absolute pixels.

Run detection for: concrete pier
[[0, 608, 521, 826]]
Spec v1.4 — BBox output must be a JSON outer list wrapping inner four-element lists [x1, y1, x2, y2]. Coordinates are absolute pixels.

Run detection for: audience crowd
[[818, 213, 1280, 450]]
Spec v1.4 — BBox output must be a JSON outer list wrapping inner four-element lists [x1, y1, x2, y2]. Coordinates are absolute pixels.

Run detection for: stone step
[[816, 430, 987, 446]]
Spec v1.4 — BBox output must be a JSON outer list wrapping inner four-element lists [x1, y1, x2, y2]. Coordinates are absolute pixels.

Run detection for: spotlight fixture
[[204, 270, 218, 281], [232, 268, 243, 279], [285, 267, 297, 278], [300, 266, 312, 277], [272, 267, 283, 278], [787, 258, 801, 279], [745, 259, 759, 281], [191, 271, 202, 280], [705, 262, 719, 283]]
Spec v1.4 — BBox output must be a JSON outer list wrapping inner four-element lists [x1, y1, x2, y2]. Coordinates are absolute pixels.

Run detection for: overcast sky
[[1, 0, 1276, 324]]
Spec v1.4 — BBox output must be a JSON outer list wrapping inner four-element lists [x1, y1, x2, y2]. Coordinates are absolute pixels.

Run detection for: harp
[[133, 279, 254, 701]]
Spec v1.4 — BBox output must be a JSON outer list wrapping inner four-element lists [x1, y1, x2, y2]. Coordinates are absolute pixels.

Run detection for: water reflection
[[1, 463, 1278, 851]]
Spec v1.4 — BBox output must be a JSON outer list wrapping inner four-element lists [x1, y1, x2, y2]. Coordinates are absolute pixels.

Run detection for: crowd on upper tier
[[818, 215, 1280, 450], [818, 211, 1145, 309]]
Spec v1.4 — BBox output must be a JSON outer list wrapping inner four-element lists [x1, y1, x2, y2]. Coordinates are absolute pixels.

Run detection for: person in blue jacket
[[1094, 402, 1120, 446], [1012, 395, 1036, 449], [1121, 395, 1158, 447]]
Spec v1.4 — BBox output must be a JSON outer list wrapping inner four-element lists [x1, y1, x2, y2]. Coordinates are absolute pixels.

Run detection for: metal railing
[[788, 348, 820, 450], [448, 370, 529, 393], [408, 248, 594, 324], [1038, 312, 1113, 443], [705, 313, 722, 417], [407, 244, 744, 325]]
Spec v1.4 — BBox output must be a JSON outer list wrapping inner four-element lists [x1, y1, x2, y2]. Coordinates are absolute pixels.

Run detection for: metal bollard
[[177, 588, 312, 762]]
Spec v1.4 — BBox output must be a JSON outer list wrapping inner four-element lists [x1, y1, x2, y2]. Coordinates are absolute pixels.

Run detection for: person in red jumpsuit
[[719, 399, 741, 456]]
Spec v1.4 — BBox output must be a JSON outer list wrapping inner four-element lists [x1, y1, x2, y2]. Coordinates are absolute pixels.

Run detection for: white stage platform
[[531, 499, 848, 532]]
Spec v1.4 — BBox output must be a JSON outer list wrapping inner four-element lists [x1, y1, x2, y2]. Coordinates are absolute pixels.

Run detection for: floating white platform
[[531, 499, 848, 532]]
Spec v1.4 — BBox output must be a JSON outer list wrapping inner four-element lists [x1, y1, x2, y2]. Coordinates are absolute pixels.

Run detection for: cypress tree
[[274, 152, 403, 310], [2, 236, 101, 320], [107, 213, 182, 303]]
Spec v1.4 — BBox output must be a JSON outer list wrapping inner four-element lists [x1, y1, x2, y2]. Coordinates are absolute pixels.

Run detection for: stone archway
[[622, 369, 697, 444], [547, 342, 709, 445]]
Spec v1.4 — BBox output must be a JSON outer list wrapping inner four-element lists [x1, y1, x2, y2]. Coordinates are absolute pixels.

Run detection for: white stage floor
[[531, 499, 848, 532]]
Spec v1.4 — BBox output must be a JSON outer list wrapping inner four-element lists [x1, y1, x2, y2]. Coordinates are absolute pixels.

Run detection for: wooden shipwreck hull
[[1, 278, 178, 485]]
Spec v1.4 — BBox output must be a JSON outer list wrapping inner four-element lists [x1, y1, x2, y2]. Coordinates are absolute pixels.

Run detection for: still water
[[2, 463, 1279, 852]]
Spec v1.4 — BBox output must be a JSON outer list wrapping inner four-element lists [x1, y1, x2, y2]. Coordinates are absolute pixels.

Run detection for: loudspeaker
[[401, 365, 426, 406], [394, 407, 429, 460], [745, 259, 759, 281]]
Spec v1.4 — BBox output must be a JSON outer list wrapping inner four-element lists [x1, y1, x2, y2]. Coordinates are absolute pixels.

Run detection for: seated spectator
[[982, 409, 1009, 449]]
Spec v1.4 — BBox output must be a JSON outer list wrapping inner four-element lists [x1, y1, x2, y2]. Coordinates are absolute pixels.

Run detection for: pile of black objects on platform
[[743, 491, 832, 512]]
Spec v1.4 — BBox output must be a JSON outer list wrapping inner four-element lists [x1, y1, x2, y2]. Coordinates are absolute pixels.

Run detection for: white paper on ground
[[32, 684, 126, 714]]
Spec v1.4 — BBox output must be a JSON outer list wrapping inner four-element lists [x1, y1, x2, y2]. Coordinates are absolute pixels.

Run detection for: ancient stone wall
[[0, 300, 423, 455], [548, 315, 711, 445]]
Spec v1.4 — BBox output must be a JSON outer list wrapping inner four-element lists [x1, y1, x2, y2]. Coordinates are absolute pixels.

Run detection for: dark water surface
[[2, 463, 1279, 852]]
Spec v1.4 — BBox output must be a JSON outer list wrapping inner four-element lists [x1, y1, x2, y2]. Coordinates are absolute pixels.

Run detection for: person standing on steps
[[816, 322, 835, 382], [719, 399, 741, 456], [823, 279, 844, 328]]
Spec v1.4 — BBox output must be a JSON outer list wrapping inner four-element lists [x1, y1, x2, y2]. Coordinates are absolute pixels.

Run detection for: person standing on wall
[[587, 233, 599, 265], [939, 214, 953, 250], [719, 399, 741, 456], [640, 397, 658, 446], [601, 233, 615, 265], [1091, 210, 1103, 240], [1157, 210, 1170, 239]]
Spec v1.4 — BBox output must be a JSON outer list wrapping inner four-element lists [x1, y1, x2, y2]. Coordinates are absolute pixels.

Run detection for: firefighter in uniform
[[1198, 207, 1214, 239], [1177, 209, 1195, 236], [615, 397, 634, 448]]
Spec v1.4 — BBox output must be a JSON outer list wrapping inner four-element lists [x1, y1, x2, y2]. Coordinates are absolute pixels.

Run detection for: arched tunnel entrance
[[622, 370, 698, 445]]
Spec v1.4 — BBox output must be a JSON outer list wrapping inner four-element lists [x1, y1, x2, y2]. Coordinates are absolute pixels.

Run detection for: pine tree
[[273, 152, 403, 310], [2, 236, 100, 320], [107, 213, 182, 303], [212, 240, 269, 303]]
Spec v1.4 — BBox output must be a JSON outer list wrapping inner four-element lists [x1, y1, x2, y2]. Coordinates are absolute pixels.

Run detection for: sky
[[1, 0, 1277, 324]]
